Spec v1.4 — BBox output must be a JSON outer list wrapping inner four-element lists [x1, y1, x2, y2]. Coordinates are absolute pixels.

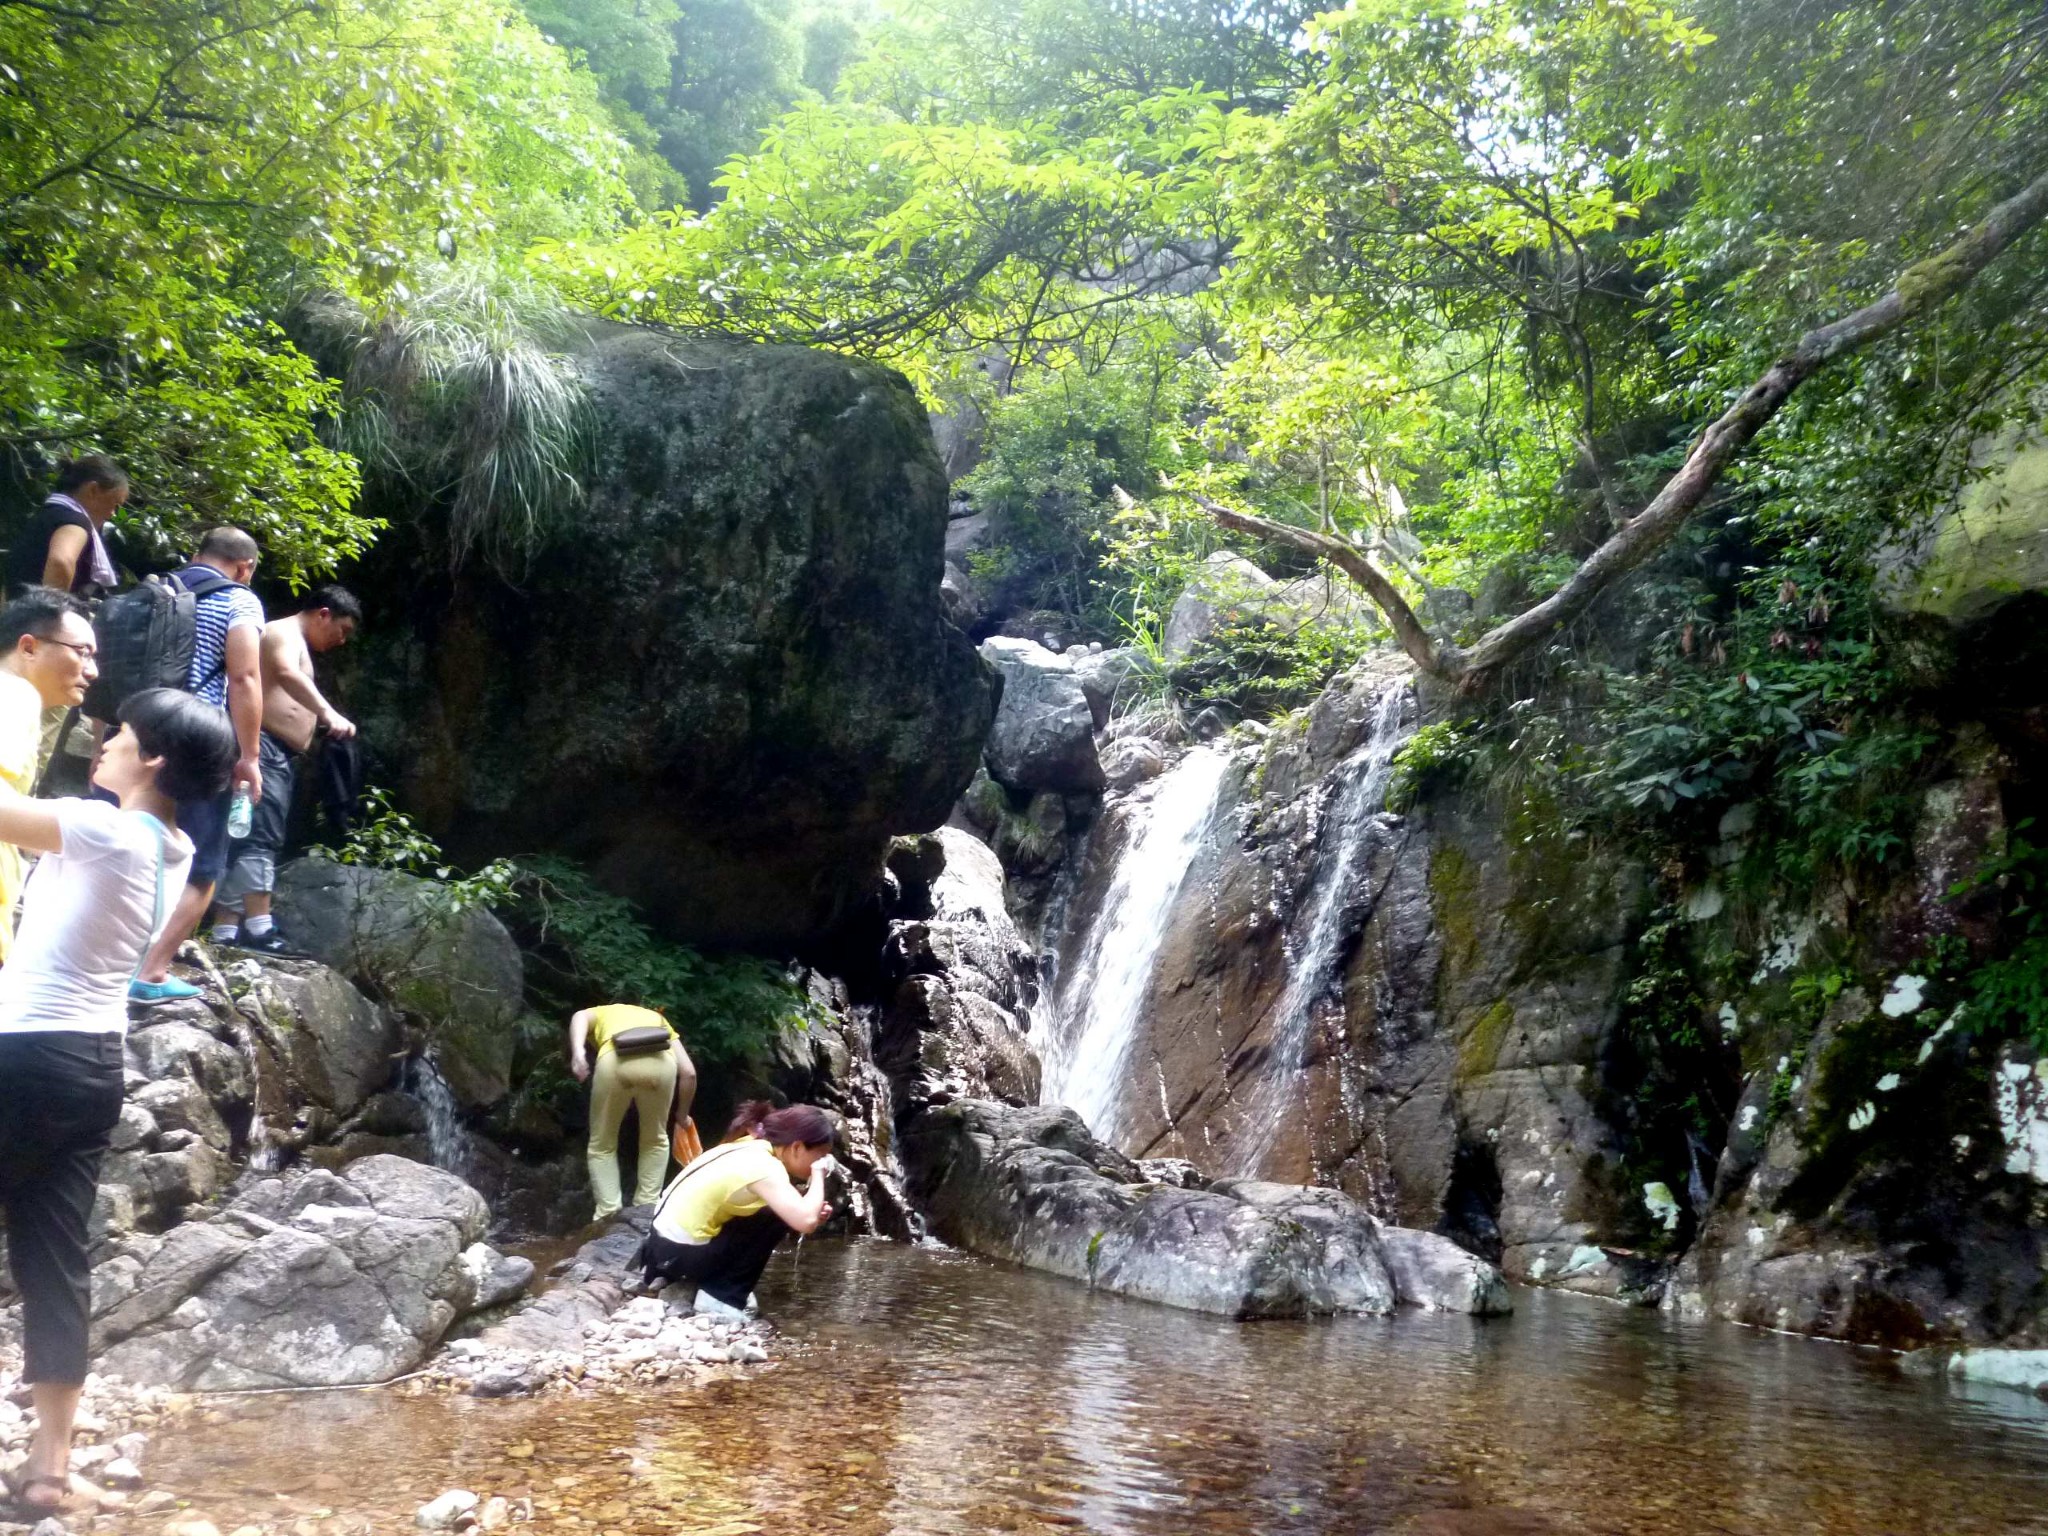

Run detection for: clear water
[[1041, 746, 1233, 1143], [132, 1238, 2048, 1535]]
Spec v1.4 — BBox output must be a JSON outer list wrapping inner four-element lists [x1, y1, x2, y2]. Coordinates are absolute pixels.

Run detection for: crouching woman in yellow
[[639, 1101, 837, 1319], [568, 1004, 698, 1220]]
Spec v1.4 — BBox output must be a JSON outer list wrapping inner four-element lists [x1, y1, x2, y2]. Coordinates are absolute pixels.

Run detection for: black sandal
[[7, 1471, 71, 1515]]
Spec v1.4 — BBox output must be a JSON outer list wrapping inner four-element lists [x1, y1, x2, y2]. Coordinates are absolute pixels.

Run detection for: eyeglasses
[[35, 637, 97, 660]]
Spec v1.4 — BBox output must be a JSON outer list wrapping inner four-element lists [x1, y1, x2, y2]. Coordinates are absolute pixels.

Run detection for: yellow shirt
[[0, 672, 45, 963], [585, 1003, 677, 1057], [652, 1137, 791, 1243]]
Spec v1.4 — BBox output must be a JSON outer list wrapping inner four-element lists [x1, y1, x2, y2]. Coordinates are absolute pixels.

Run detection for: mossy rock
[[341, 327, 995, 949]]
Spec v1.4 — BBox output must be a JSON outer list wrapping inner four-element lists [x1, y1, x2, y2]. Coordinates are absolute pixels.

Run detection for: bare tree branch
[[1194, 497, 1459, 679], [1203, 164, 2048, 694]]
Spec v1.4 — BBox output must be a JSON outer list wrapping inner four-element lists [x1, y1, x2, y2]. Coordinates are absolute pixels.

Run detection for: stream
[[123, 1238, 2048, 1535]]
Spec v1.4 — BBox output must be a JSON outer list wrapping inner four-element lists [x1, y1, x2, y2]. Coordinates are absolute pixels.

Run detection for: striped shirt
[[180, 569, 265, 706]]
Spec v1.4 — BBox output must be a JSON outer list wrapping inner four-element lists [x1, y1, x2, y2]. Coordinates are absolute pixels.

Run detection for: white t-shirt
[[0, 799, 193, 1035]]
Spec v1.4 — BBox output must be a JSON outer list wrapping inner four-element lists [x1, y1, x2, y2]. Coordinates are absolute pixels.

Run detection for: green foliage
[[509, 856, 824, 1072], [319, 787, 519, 916], [1385, 721, 1474, 814], [1949, 824, 2048, 1047], [0, 0, 629, 580], [299, 272, 594, 574], [960, 348, 1205, 625], [1170, 612, 1377, 720]]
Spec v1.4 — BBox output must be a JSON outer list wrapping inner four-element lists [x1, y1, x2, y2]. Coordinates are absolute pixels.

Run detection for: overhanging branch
[[1203, 163, 2048, 696], [1195, 498, 1460, 680]]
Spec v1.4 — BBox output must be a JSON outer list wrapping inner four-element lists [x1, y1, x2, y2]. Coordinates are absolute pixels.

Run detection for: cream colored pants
[[587, 1047, 678, 1218]]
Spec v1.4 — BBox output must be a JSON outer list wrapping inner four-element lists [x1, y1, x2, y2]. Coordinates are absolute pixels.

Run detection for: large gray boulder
[[901, 1100, 1510, 1318], [91, 1156, 526, 1389], [239, 956, 402, 1119], [273, 857, 518, 1109], [977, 638, 1105, 795], [342, 329, 994, 951]]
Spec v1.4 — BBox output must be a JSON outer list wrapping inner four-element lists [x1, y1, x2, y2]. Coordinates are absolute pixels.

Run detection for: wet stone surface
[[86, 1239, 2048, 1535]]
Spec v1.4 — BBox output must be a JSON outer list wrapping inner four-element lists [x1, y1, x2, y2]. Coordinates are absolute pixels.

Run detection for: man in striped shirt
[[129, 527, 264, 1004]]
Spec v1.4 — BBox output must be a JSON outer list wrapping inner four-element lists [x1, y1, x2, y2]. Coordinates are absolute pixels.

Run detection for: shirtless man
[[211, 585, 360, 952]]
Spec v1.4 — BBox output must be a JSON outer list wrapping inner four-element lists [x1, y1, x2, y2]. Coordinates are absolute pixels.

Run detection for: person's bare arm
[[224, 624, 263, 801], [568, 1010, 593, 1082], [0, 787, 66, 855], [670, 1040, 698, 1123], [747, 1164, 834, 1235], [265, 626, 354, 737], [40, 525, 86, 591]]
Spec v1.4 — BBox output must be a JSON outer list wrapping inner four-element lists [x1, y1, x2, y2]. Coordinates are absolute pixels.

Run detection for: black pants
[[640, 1209, 787, 1307], [0, 1032, 123, 1383]]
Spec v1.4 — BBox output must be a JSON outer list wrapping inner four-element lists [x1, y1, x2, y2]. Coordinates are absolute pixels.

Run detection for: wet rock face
[[345, 329, 993, 950], [877, 828, 1042, 1119], [901, 1100, 1509, 1318], [91, 1157, 526, 1389]]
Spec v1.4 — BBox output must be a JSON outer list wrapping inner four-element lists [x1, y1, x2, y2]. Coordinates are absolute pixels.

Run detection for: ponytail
[[723, 1099, 835, 1150]]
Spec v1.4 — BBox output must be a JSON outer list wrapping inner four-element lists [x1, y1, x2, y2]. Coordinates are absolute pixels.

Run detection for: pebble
[[30, 1519, 67, 1536], [162, 1520, 222, 1536], [415, 1490, 479, 1530]]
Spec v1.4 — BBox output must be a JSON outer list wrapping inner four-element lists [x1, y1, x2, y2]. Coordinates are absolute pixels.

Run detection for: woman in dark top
[[7, 456, 127, 599]]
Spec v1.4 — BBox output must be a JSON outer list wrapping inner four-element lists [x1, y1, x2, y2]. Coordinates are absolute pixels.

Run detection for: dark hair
[[54, 455, 126, 494], [196, 526, 259, 564], [301, 583, 362, 622], [0, 587, 89, 647], [725, 1099, 835, 1149], [118, 688, 238, 802]]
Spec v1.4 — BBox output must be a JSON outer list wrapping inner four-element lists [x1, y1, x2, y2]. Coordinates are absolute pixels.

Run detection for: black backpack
[[82, 566, 238, 720]]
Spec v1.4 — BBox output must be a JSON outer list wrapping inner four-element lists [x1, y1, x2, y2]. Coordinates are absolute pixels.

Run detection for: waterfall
[[403, 1051, 474, 1180], [1229, 683, 1408, 1175], [1040, 745, 1232, 1144]]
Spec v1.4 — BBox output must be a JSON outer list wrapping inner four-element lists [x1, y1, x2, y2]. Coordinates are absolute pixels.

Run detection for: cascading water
[[403, 1050, 474, 1180], [1040, 745, 1232, 1145], [1228, 683, 1409, 1175]]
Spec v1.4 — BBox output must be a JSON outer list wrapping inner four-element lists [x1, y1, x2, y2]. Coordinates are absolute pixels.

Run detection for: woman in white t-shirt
[[0, 688, 233, 1515]]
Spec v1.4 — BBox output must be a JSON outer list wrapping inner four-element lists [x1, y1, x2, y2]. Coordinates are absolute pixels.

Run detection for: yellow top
[[585, 1003, 677, 1057], [652, 1137, 791, 1243], [0, 672, 45, 963]]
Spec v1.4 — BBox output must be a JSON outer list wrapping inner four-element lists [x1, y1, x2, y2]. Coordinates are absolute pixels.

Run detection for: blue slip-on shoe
[[129, 977, 201, 1006]]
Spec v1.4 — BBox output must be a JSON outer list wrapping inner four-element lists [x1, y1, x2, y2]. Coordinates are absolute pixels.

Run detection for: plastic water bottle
[[227, 785, 253, 840]]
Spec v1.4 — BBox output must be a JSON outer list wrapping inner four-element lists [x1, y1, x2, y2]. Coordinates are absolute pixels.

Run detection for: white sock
[[210, 922, 239, 944], [243, 913, 274, 938]]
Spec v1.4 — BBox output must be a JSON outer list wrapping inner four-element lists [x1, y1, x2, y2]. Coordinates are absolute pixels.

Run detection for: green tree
[[0, 0, 630, 578]]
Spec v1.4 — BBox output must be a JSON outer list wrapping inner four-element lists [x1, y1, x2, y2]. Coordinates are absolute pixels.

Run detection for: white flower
[[1880, 974, 1928, 1018]]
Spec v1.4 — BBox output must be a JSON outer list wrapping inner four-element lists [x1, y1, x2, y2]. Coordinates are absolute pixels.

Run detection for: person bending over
[[569, 1004, 698, 1220], [640, 1101, 836, 1320], [0, 689, 235, 1514]]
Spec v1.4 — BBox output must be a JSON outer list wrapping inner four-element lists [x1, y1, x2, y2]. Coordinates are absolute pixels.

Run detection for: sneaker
[[231, 928, 298, 956], [129, 977, 200, 1006], [692, 1290, 748, 1322]]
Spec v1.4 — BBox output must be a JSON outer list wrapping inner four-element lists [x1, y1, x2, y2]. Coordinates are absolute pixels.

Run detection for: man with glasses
[[0, 589, 98, 958], [129, 528, 263, 1004]]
